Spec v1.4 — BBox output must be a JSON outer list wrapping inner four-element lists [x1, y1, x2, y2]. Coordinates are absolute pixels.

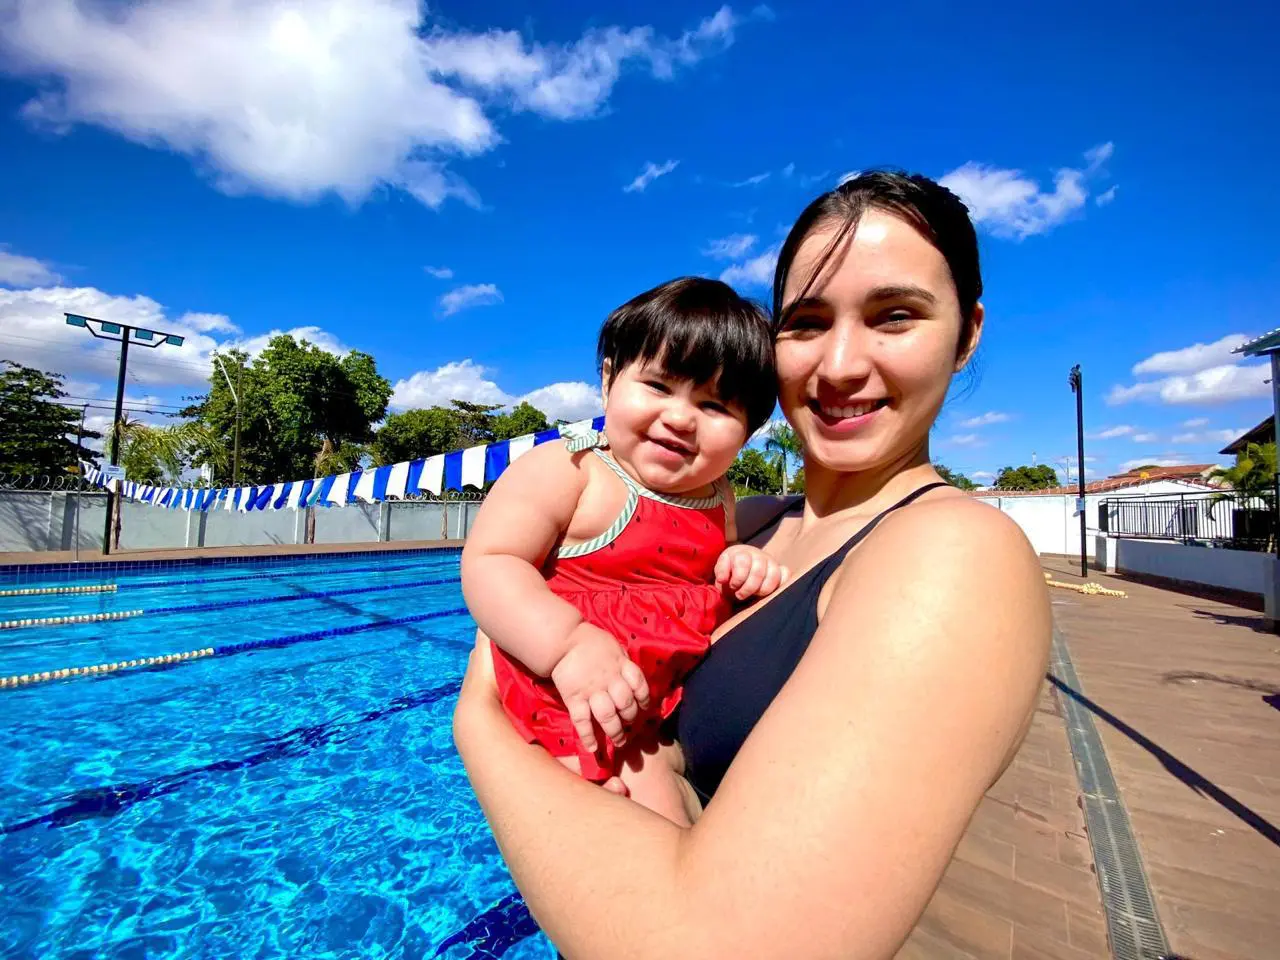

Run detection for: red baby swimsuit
[[490, 437, 731, 781]]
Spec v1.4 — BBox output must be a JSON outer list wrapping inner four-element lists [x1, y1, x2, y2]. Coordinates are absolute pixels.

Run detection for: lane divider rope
[[1044, 572, 1127, 598], [0, 584, 118, 598], [2, 648, 216, 687], [0, 606, 469, 690], [1, 610, 143, 630]]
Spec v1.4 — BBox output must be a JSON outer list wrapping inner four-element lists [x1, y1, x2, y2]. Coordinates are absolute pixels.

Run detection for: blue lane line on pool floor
[[432, 892, 539, 958], [2, 677, 463, 835], [145, 576, 461, 616], [212, 606, 469, 656]]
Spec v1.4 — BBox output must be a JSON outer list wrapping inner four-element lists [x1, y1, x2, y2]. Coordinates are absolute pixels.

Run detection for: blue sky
[[1, 0, 1278, 484]]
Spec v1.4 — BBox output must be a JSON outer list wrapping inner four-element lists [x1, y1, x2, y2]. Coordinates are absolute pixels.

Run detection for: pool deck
[[0, 540, 465, 567], [900, 559, 1280, 959]]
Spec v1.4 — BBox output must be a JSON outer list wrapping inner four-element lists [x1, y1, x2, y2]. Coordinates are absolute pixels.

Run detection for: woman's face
[[775, 209, 982, 477]]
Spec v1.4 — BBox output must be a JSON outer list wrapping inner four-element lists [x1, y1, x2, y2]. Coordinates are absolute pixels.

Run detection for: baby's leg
[[616, 739, 697, 827]]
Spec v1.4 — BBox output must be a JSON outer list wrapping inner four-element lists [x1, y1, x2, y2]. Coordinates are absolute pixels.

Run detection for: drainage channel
[[1050, 629, 1172, 960]]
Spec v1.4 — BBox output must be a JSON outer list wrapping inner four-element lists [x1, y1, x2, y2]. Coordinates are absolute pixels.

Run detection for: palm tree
[[1208, 442, 1277, 549], [764, 422, 803, 495], [113, 417, 227, 484]]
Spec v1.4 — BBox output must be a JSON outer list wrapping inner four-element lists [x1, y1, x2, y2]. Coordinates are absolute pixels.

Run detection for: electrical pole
[[65, 314, 185, 555], [214, 353, 242, 485], [1070, 365, 1088, 576]]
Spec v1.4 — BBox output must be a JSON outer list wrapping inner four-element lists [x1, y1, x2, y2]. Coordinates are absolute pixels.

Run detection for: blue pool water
[[0, 549, 550, 959]]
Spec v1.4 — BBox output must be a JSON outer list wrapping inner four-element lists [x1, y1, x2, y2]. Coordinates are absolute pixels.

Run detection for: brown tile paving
[[897, 681, 1109, 959], [1044, 558, 1280, 960]]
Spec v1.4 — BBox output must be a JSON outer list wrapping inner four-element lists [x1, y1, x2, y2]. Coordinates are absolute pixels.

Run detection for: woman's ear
[[955, 303, 985, 371]]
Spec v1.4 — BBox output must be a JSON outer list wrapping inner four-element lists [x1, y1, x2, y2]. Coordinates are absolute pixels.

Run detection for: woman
[[453, 171, 1051, 959]]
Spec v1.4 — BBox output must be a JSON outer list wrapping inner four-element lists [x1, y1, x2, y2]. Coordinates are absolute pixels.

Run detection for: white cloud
[[1132, 432, 1158, 443], [439, 283, 503, 317], [731, 171, 770, 187], [948, 433, 982, 447], [1172, 428, 1244, 445], [939, 142, 1114, 239], [0, 248, 61, 287], [624, 159, 679, 193], [389, 358, 600, 423], [781, 162, 795, 178], [1119, 457, 1188, 472], [424, 265, 454, 279], [1095, 185, 1118, 207], [1110, 334, 1269, 405], [0, 1, 741, 210], [1090, 425, 1134, 439], [970, 470, 995, 480], [1108, 363, 1269, 405], [720, 245, 779, 289], [702, 233, 757, 259], [958, 411, 1009, 428], [749, 416, 787, 444], [0, 284, 351, 392], [837, 170, 861, 186], [1131, 334, 1249, 376], [1182, 418, 1209, 428]]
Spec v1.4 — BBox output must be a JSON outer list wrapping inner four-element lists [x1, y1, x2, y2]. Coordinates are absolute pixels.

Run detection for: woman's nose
[[817, 321, 874, 385]]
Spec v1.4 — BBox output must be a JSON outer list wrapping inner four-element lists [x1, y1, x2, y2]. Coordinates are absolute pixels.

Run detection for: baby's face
[[601, 360, 748, 495]]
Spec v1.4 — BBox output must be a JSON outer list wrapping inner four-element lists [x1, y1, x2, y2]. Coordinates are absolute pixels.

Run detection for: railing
[[1100, 490, 1276, 551]]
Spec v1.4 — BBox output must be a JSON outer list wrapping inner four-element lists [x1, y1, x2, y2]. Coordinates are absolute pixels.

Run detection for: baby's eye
[[645, 380, 671, 394], [701, 401, 730, 414]]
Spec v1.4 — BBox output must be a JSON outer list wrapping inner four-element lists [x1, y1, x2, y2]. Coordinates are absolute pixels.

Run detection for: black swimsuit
[[676, 483, 949, 803]]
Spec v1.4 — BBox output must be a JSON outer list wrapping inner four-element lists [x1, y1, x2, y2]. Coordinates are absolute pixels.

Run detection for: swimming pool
[[0, 549, 550, 959]]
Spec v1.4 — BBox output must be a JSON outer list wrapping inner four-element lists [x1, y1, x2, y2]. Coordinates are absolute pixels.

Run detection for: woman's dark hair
[[598, 277, 776, 434], [772, 171, 983, 356]]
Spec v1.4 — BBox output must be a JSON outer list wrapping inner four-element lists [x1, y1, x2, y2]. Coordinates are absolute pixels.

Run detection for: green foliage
[[375, 407, 463, 464], [492, 401, 551, 441], [934, 463, 978, 491], [0, 361, 99, 476], [727, 448, 782, 496], [1210, 442, 1277, 500], [764, 422, 803, 495], [994, 464, 1060, 491], [114, 417, 226, 484], [184, 336, 391, 482]]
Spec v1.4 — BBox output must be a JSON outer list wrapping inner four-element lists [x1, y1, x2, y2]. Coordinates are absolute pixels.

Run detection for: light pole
[[1069, 364, 1087, 576], [212, 353, 242, 485], [65, 314, 185, 555]]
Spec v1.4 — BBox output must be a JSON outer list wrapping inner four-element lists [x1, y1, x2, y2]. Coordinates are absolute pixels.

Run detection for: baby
[[461, 277, 784, 823]]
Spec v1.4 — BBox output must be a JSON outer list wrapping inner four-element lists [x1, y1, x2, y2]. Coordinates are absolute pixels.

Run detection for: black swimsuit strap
[[822, 480, 951, 568]]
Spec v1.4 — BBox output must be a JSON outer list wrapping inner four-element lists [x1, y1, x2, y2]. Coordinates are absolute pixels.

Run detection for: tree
[[934, 463, 978, 491], [184, 336, 391, 482], [113, 417, 227, 484], [492, 401, 551, 441], [374, 407, 463, 464], [727, 448, 782, 496], [994, 464, 1060, 491], [0, 361, 99, 476], [1210, 442, 1277, 498], [764, 422, 803, 495], [449, 400, 504, 447]]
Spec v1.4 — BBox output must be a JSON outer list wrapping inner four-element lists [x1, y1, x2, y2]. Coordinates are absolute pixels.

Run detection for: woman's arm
[[459, 442, 591, 676], [455, 499, 1050, 959]]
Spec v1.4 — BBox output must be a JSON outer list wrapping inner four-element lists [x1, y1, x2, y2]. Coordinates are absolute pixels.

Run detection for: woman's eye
[[878, 310, 915, 327], [783, 313, 823, 332]]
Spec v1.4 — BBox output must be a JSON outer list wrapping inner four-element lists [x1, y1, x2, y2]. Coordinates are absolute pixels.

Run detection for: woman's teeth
[[820, 401, 881, 418]]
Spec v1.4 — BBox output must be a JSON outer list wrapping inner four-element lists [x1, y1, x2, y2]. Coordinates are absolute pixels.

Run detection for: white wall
[[974, 481, 1208, 558], [1096, 536, 1275, 597], [0, 491, 469, 553]]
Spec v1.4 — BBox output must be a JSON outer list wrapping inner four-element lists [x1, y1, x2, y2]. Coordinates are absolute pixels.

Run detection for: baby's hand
[[551, 623, 651, 754], [715, 543, 789, 600]]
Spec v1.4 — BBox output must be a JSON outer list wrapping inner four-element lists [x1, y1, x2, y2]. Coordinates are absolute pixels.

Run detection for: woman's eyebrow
[[865, 284, 937, 304]]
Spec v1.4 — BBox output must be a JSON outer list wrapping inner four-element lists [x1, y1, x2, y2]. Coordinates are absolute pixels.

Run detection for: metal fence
[[1099, 490, 1276, 551]]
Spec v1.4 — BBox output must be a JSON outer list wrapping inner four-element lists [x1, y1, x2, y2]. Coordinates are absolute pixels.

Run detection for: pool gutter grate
[[1051, 629, 1172, 960]]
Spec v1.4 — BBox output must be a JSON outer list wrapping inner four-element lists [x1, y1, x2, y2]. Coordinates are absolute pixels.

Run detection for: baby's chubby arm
[[460, 443, 649, 751]]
